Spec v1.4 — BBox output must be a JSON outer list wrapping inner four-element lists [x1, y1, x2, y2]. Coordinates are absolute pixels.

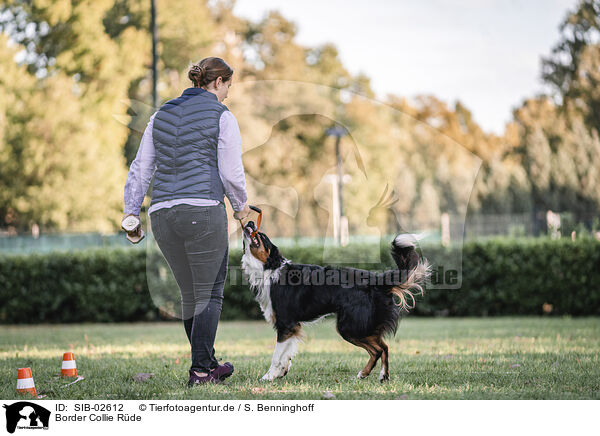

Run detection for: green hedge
[[417, 238, 600, 316], [0, 248, 154, 323], [0, 238, 599, 323]]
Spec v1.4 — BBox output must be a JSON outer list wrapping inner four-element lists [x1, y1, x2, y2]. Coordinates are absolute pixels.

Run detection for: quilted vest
[[150, 87, 228, 206]]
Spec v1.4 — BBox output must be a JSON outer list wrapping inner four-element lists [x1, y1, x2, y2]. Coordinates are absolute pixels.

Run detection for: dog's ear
[[261, 233, 284, 270]]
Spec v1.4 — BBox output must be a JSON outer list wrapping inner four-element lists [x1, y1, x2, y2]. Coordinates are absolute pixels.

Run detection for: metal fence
[[0, 211, 597, 255], [0, 232, 140, 255]]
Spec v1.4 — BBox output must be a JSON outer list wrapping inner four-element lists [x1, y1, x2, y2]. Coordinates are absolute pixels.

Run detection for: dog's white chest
[[241, 251, 283, 324]]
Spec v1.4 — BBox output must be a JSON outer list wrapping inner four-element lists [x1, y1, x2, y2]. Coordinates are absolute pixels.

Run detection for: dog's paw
[[378, 368, 389, 382], [261, 373, 274, 382], [357, 370, 367, 380], [273, 368, 287, 379], [261, 366, 286, 381]]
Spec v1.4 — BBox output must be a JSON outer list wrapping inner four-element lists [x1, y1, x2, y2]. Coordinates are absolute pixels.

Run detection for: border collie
[[241, 221, 430, 382]]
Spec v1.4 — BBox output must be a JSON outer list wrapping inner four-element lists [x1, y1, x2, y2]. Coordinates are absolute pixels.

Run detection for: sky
[[233, 0, 577, 135]]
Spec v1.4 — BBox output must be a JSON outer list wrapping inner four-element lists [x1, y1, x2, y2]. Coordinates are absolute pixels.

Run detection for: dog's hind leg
[[377, 337, 390, 382], [352, 336, 383, 380]]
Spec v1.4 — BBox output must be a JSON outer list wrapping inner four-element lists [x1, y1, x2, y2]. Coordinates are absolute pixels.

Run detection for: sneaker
[[187, 369, 221, 386], [210, 362, 234, 381]]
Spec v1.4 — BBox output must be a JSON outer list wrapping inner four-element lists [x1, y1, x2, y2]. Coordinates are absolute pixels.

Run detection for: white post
[[441, 212, 450, 247], [340, 216, 349, 246], [325, 174, 340, 243], [325, 174, 352, 246]]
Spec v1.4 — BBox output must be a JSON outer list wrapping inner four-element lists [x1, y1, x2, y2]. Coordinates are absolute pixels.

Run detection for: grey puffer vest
[[150, 87, 228, 207]]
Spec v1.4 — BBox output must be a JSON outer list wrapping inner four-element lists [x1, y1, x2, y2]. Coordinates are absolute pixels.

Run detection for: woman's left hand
[[233, 204, 251, 220], [121, 213, 140, 233]]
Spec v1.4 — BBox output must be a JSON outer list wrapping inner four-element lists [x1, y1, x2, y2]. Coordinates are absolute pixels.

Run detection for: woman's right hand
[[233, 203, 251, 220]]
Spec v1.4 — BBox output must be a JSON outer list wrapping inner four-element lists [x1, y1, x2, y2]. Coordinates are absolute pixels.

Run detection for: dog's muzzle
[[244, 221, 260, 248]]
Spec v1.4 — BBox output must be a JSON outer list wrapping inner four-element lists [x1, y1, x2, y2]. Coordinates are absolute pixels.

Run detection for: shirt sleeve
[[123, 112, 157, 215], [218, 111, 248, 212]]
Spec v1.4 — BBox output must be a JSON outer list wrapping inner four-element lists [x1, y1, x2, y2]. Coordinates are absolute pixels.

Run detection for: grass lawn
[[1, 317, 599, 400]]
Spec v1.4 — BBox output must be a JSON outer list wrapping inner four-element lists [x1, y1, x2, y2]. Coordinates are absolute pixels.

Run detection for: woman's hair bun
[[188, 64, 207, 86], [193, 64, 205, 75], [190, 64, 205, 79], [188, 57, 234, 88]]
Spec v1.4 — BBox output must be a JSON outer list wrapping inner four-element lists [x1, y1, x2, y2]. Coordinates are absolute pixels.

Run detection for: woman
[[122, 57, 250, 385]]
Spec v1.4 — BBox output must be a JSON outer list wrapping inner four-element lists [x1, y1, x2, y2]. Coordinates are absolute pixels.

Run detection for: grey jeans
[[149, 203, 229, 372]]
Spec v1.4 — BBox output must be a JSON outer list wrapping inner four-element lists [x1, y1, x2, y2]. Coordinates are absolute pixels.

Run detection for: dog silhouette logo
[[3, 402, 50, 433]]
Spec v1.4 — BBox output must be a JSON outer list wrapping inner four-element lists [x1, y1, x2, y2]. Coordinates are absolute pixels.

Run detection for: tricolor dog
[[241, 220, 430, 382]]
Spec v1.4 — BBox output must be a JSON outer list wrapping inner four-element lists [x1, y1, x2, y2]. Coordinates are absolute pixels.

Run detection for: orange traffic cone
[[16, 367, 37, 397], [61, 352, 78, 377]]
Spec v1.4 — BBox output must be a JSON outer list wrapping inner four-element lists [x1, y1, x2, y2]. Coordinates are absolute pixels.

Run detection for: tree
[[508, 96, 600, 220], [542, 0, 600, 133], [0, 0, 147, 232]]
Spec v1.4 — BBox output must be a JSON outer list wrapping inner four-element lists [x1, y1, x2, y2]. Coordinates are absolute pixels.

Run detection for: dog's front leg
[[261, 337, 298, 381]]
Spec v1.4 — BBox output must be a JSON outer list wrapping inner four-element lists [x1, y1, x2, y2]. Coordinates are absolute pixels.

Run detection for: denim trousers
[[149, 203, 229, 372]]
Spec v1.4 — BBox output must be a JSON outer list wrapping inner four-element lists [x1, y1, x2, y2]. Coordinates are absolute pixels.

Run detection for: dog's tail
[[389, 233, 431, 312]]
